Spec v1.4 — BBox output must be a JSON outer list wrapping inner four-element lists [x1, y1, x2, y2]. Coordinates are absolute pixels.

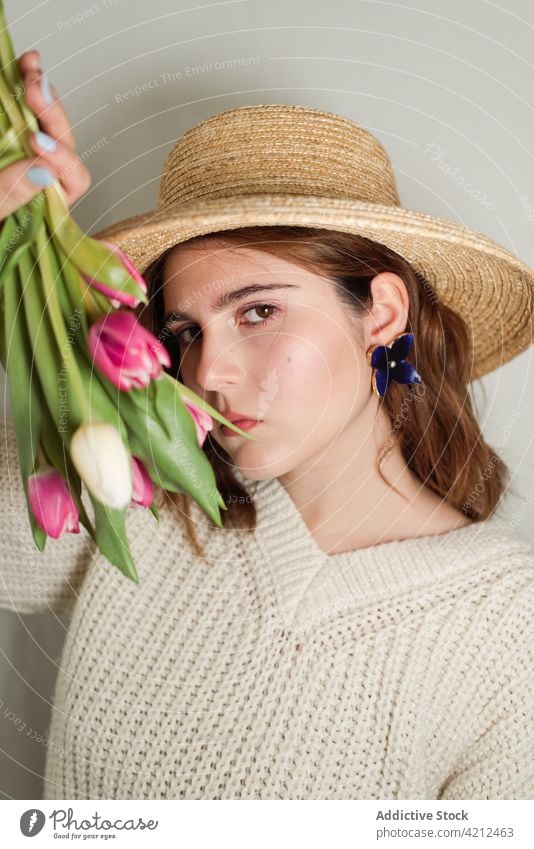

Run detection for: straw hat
[[94, 103, 534, 380]]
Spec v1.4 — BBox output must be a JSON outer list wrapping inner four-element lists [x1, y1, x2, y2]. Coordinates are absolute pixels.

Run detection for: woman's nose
[[193, 331, 246, 392]]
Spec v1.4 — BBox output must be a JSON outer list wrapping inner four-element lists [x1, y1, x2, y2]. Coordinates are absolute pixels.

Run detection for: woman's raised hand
[[0, 50, 92, 222]]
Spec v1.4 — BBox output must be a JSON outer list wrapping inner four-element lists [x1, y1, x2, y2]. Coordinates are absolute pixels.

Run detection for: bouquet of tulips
[[0, 2, 253, 582]]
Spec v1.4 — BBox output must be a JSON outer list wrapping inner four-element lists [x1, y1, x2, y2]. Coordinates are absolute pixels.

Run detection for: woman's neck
[[277, 403, 471, 554]]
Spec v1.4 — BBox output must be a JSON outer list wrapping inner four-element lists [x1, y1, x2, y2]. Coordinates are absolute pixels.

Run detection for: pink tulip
[[83, 241, 148, 309], [28, 469, 80, 539], [88, 311, 171, 391], [183, 399, 214, 447], [131, 456, 154, 508]]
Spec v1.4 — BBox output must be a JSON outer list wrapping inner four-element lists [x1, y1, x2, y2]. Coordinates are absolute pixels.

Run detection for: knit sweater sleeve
[[0, 416, 95, 615], [438, 682, 533, 799], [438, 569, 534, 800]]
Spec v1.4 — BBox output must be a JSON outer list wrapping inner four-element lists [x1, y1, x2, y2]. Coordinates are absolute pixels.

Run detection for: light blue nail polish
[[41, 74, 54, 105], [33, 131, 57, 152], [26, 166, 56, 186]]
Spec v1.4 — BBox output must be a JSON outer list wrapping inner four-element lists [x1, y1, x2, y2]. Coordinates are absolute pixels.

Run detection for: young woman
[[1, 50, 533, 801]]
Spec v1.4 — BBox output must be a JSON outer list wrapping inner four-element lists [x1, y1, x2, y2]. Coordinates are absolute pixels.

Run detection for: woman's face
[[161, 238, 372, 481]]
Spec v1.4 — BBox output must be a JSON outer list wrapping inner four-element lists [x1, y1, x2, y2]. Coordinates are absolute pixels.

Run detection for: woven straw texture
[[94, 104, 534, 381]]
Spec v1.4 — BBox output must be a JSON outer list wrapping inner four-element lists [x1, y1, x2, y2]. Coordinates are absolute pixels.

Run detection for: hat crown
[[157, 104, 401, 210]]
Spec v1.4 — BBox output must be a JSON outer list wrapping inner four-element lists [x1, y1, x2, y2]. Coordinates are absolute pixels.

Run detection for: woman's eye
[[243, 303, 279, 324], [173, 303, 280, 346], [176, 326, 201, 346]]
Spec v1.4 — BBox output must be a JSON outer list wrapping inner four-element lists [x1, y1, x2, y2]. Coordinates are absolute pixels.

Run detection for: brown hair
[[136, 226, 514, 555]]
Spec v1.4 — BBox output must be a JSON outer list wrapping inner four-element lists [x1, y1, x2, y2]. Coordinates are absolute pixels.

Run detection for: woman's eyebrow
[[161, 282, 300, 327]]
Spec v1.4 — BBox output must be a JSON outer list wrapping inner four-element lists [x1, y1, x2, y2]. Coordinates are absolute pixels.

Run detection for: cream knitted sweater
[[1, 417, 533, 801]]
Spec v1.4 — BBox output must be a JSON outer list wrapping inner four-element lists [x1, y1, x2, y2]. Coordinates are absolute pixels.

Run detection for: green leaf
[[36, 384, 96, 543], [45, 187, 147, 304], [73, 343, 131, 449], [0, 55, 26, 135], [121, 379, 224, 527], [0, 5, 38, 133], [18, 234, 97, 437], [0, 3, 24, 93], [2, 262, 47, 549], [14, 227, 128, 446], [147, 377, 172, 440], [43, 223, 89, 340], [29, 230, 132, 446], [53, 241, 101, 338], [0, 126, 20, 156], [173, 379, 260, 439], [88, 493, 139, 584], [148, 376, 229, 515], [0, 195, 46, 281], [18, 250, 81, 435], [0, 149, 26, 170], [0, 214, 21, 287]]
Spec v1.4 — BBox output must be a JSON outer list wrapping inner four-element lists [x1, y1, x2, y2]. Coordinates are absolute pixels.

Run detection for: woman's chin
[[232, 465, 276, 482], [231, 452, 294, 482], [215, 431, 295, 480]]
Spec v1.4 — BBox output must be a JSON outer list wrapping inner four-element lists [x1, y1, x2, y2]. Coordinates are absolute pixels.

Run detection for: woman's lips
[[220, 419, 260, 436]]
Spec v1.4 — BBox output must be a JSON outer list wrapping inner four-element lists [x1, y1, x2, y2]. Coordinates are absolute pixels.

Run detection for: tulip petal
[[82, 241, 148, 309], [70, 421, 133, 509], [83, 275, 142, 309], [101, 241, 148, 293], [88, 311, 171, 392], [28, 469, 80, 539], [183, 399, 214, 447], [131, 456, 154, 508]]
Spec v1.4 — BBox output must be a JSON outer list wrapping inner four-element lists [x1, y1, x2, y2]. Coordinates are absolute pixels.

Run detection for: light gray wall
[[1, 0, 533, 798]]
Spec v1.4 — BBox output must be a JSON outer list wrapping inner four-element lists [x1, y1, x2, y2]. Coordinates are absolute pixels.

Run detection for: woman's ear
[[365, 272, 410, 347]]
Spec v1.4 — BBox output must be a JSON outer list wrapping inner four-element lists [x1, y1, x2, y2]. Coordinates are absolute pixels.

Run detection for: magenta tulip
[[83, 241, 148, 308], [88, 311, 171, 391], [28, 469, 80, 539], [131, 456, 154, 508], [183, 399, 214, 447]]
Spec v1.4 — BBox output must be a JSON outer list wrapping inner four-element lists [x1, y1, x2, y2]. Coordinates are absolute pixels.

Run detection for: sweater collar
[[233, 469, 520, 629]]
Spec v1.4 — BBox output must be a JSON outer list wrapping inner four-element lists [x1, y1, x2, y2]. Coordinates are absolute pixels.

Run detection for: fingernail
[[26, 166, 56, 186], [32, 131, 57, 152], [40, 74, 54, 105]]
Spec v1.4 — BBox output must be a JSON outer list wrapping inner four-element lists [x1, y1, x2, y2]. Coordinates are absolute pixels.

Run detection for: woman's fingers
[[26, 131, 91, 203], [0, 134, 92, 222], [0, 157, 55, 221], [19, 50, 77, 151], [0, 51, 91, 222], [17, 50, 41, 77]]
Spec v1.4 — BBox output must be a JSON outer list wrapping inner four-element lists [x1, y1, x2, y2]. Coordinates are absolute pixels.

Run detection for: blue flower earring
[[366, 331, 423, 398]]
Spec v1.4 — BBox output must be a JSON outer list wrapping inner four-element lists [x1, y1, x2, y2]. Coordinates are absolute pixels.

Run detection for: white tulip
[[70, 421, 133, 509]]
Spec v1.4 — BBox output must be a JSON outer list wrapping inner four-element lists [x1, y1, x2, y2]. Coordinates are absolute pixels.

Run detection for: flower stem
[[0, 63, 32, 143], [0, 2, 38, 138], [33, 226, 91, 424]]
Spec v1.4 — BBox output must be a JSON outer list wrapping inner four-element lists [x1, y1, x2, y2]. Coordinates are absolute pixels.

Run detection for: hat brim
[[93, 193, 534, 381]]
